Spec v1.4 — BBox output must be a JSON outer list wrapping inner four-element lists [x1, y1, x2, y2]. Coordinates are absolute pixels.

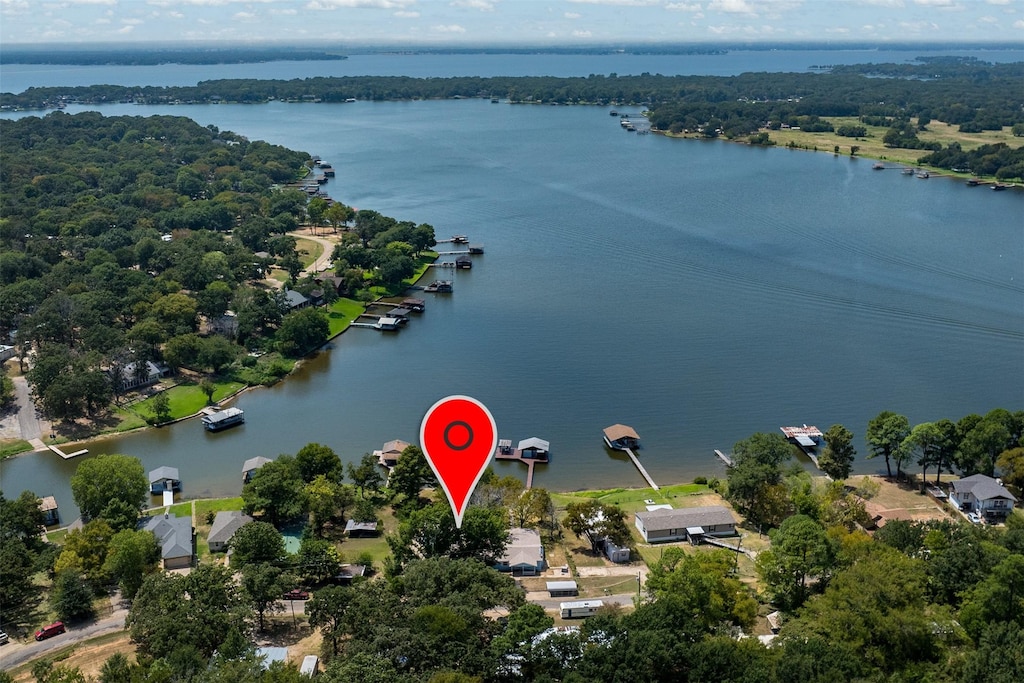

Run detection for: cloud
[[707, 0, 757, 14], [432, 23, 466, 32], [395, 10, 420, 16], [1015, 18, 1024, 27], [913, 0, 955, 6], [117, 24, 135, 34], [306, 0, 414, 9], [564, 11, 582, 18], [855, 0, 903, 6], [566, 0, 660, 6], [826, 26, 851, 33], [985, 0, 1010, 4], [572, 29, 593, 36], [450, 0, 495, 10], [121, 18, 144, 25], [234, 11, 256, 19], [666, 2, 703, 11]]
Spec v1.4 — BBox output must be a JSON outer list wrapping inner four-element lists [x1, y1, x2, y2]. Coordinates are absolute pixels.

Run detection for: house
[[149, 466, 181, 494], [494, 527, 545, 576], [207, 511, 254, 553], [603, 424, 640, 450], [546, 580, 579, 597], [950, 474, 1017, 522], [308, 288, 325, 307], [212, 311, 238, 337], [38, 496, 59, 526], [344, 520, 379, 537], [141, 512, 194, 569], [517, 437, 550, 462], [242, 456, 273, 483], [634, 505, 737, 543], [375, 439, 411, 468], [111, 361, 170, 392], [282, 290, 309, 311], [333, 564, 367, 583]]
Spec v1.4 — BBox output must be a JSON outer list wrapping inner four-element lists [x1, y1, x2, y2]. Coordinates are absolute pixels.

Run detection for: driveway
[[0, 603, 129, 671], [13, 374, 48, 448]]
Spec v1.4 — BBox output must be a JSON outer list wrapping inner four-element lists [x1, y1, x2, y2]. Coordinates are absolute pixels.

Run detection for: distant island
[[0, 46, 348, 66]]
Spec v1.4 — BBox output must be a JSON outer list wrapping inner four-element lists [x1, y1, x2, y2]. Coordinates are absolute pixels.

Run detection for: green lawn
[[132, 379, 246, 423], [0, 438, 32, 460], [326, 297, 366, 337], [551, 483, 711, 516], [195, 497, 245, 560]]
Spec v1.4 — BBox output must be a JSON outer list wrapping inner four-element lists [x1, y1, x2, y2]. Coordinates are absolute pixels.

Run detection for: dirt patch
[[10, 633, 136, 683], [861, 475, 952, 526]]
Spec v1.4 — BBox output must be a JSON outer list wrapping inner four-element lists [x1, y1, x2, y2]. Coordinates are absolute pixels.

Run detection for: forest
[[0, 112, 435, 427]]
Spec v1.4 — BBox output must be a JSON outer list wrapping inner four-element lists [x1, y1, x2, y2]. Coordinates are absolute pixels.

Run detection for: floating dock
[[714, 449, 733, 467]]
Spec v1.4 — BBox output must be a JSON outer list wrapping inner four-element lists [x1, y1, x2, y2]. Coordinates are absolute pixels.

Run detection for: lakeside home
[[634, 505, 737, 543]]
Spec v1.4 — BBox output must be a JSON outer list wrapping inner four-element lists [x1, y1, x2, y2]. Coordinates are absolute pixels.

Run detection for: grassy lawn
[[0, 438, 32, 460], [326, 297, 366, 337], [194, 497, 245, 560], [131, 379, 246, 423], [8, 631, 135, 683], [339, 502, 400, 569], [294, 237, 323, 268], [551, 483, 711, 517]]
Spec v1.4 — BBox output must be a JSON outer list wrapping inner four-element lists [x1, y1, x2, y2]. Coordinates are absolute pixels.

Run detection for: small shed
[[38, 496, 59, 526], [344, 520, 379, 538], [603, 424, 640, 450], [546, 580, 579, 597], [603, 538, 631, 563], [242, 456, 272, 483], [517, 437, 550, 461], [455, 255, 472, 269], [149, 466, 181, 494]]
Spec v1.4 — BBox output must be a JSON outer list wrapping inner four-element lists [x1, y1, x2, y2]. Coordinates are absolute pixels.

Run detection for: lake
[[1, 93, 1021, 521]]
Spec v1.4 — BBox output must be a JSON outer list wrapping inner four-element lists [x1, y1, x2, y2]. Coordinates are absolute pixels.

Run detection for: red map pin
[[420, 395, 497, 528]]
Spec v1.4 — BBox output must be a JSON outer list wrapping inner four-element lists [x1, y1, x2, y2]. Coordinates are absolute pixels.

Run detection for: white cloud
[[306, 0, 413, 9], [913, 0, 955, 6], [270, 8, 298, 15], [121, 18, 143, 25], [986, 0, 1010, 4], [666, 2, 703, 11], [64, 0, 118, 5], [234, 11, 256, 19], [826, 26, 851, 33], [167, 11, 183, 18], [572, 28, 593, 36], [117, 24, 135, 34], [450, 0, 495, 10], [707, 0, 757, 15], [564, 11, 582, 18], [1014, 18, 1024, 27], [978, 15, 998, 22], [855, 0, 903, 6], [432, 23, 466, 32], [395, 10, 420, 16], [566, 0, 660, 6]]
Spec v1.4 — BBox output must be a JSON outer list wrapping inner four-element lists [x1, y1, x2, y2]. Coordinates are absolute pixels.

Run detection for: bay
[[2, 48, 1023, 93], [1, 97, 1021, 520]]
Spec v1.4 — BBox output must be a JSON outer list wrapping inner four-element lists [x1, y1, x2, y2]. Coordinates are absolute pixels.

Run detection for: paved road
[[528, 592, 640, 611], [12, 375, 47, 447], [288, 231, 336, 276], [0, 605, 129, 671]]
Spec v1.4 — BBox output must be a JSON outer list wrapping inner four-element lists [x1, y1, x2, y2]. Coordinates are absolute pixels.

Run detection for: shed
[[603, 424, 640, 450], [376, 439, 410, 468], [517, 437, 550, 461], [208, 511, 254, 552], [333, 564, 367, 583], [283, 290, 309, 310], [149, 466, 181, 494], [242, 456, 273, 483], [344, 520, 379, 537], [455, 255, 472, 269], [38, 496, 59, 526], [546, 580, 579, 597]]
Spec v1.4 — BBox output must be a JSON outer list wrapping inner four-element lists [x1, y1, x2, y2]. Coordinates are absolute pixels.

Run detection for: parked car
[[967, 512, 982, 524], [283, 589, 310, 600], [34, 621, 65, 641], [0, 631, 9, 645]]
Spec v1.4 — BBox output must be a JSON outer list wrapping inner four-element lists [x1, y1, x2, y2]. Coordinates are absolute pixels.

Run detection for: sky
[[1, 0, 1023, 46]]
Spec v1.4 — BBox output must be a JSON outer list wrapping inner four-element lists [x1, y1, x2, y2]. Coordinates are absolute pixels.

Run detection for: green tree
[[961, 622, 1024, 683], [726, 431, 794, 529], [958, 412, 1013, 476], [276, 307, 329, 356], [387, 502, 510, 572], [306, 475, 353, 537], [54, 518, 114, 583], [69, 453, 147, 521], [510, 487, 553, 530], [997, 447, 1024, 491], [294, 537, 342, 584], [756, 514, 835, 609], [150, 390, 171, 424], [199, 378, 216, 405], [228, 521, 286, 568], [347, 452, 385, 498], [294, 442, 343, 483], [903, 421, 946, 486], [102, 528, 160, 600], [241, 562, 287, 631], [959, 554, 1024, 641], [866, 410, 910, 479], [819, 423, 856, 480], [241, 455, 307, 526], [387, 445, 436, 510], [50, 569, 95, 622], [306, 584, 353, 658]]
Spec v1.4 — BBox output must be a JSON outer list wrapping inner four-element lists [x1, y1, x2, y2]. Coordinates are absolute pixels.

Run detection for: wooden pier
[[47, 443, 88, 459], [714, 449, 733, 467], [494, 448, 538, 489], [623, 448, 659, 490]]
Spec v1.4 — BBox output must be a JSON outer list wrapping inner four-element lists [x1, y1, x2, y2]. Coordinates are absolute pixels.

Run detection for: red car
[[283, 589, 310, 600], [34, 621, 65, 641]]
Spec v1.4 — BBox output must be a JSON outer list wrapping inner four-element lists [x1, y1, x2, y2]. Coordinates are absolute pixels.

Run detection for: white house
[[494, 527, 545, 576], [950, 474, 1017, 522], [634, 506, 737, 543]]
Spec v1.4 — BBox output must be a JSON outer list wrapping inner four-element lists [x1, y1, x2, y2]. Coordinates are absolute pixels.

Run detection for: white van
[[299, 655, 319, 677]]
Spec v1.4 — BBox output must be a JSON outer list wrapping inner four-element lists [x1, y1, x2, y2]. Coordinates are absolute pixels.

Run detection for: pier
[[714, 449, 733, 467], [623, 448, 659, 490], [494, 438, 549, 489], [47, 443, 88, 460]]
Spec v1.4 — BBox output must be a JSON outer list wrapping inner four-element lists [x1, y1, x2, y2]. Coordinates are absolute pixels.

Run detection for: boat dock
[[494, 438, 549, 489], [781, 425, 823, 469], [46, 443, 89, 459], [714, 449, 733, 467], [623, 448, 659, 490]]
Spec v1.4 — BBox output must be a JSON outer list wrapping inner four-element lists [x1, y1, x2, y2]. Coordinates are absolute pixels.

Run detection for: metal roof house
[[517, 437, 550, 462], [149, 466, 181, 494], [375, 439, 411, 468], [494, 527, 545, 576], [950, 474, 1017, 522], [344, 520, 379, 537], [242, 456, 273, 483], [603, 424, 640, 450], [207, 511, 254, 553], [634, 506, 738, 543], [141, 513, 194, 569], [546, 580, 579, 597]]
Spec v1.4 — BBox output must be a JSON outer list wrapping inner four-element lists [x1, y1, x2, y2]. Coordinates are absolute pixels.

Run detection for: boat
[[966, 178, 981, 186], [916, 171, 930, 179], [992, 183, 1012, 191], [201, 407, 245, 432], [609, 110, 618, 116], [491, 98, 499, 103], [872, 163, 885, 170], [902, 168, 915, 175], [424, 280, 453, 293], [450, 235, 469, 244]]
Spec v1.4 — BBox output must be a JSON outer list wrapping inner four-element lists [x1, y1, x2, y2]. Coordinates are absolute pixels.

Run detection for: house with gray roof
[[950, 474, 1017, 522], [142, 512, 194, 569], [208, 511, 254, 552], [282, 289, 309, 311], [494, 527, 545, 576], [634, 506, 737, 543], [242, 456, 273, 483]]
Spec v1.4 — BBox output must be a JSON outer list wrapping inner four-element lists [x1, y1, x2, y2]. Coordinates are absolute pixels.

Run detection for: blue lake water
[[1, 62, 1022, 519]]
